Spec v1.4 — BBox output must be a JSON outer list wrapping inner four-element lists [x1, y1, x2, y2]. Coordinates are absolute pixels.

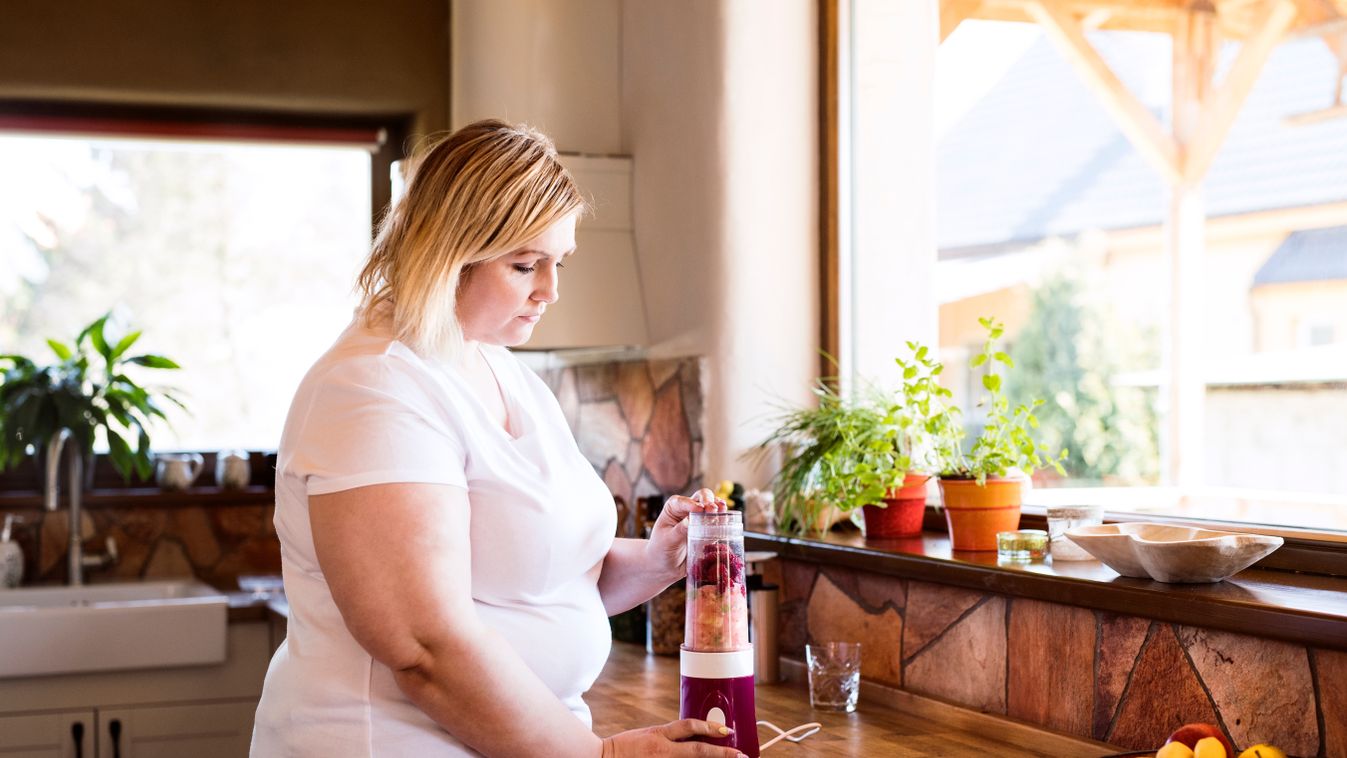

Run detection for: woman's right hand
[[600, 719, 746, 758]]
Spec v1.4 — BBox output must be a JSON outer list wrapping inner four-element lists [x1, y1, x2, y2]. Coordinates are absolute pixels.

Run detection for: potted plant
[[856, 343, 950, 539], [755, 358, 938, 538], [929, 317, 1067, 551], [0, 312, 184, 483]]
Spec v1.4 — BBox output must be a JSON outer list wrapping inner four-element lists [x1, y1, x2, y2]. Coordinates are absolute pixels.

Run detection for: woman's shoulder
[[299, 319, 449, 405]]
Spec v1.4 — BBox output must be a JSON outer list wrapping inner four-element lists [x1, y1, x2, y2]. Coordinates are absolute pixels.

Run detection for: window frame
[[0, 99, 410, 479], [817, 5, 1347, 559]]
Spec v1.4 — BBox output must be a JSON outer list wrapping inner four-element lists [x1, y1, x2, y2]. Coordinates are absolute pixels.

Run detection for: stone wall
[[535, 356, 708, 535], [770, 559, 1346, 757], [1, 501, 279, 588], [1, 355, 706, 587]]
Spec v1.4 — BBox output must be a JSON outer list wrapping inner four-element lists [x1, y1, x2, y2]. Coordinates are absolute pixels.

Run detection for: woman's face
[[457, 212, 577, 347]]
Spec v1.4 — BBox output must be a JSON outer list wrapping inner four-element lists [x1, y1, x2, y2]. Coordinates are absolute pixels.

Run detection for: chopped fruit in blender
[[691, 541, 745, 592], [688, 583, 749, 651]]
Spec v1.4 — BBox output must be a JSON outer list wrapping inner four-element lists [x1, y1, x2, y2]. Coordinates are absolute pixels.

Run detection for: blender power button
[[706, 707, 726, 726]]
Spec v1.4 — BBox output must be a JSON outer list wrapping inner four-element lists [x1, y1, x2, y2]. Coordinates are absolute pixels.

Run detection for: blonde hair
[[356, 119, 587, 358]]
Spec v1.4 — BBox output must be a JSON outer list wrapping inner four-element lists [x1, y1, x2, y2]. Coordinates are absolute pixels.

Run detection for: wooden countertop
[[589, 642, 1117, 757]]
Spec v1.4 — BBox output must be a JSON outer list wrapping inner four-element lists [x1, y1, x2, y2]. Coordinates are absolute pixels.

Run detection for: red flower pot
[[861, 474, 931, 538]]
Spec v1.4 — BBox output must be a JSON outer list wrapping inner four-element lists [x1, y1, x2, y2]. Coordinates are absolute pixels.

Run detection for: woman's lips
[[518, 313, 542, 323]]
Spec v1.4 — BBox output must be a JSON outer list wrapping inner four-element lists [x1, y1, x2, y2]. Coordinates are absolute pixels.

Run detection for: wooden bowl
[[1065, 523, 1283, 583]]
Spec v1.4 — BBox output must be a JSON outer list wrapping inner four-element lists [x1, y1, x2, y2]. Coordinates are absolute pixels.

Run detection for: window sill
[[746, 526, 1347, 653], [0, 485, 274, 509]]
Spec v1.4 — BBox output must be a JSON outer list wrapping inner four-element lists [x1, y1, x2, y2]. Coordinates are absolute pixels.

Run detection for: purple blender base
[[680, 674, 760, 757]]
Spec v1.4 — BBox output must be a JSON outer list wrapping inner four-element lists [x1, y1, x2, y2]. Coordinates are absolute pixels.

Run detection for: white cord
[[756, 720, 822, 751]]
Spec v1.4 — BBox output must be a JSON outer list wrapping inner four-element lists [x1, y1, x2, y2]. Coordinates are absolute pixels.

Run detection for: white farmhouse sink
[[0, 580, 228, 678]]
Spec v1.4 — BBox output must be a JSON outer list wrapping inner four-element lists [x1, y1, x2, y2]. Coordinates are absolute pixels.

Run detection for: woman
[[251, 120, 744, 758]]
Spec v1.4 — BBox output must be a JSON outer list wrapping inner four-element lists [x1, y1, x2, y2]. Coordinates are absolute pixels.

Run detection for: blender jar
[[684, 511, 750, 652]]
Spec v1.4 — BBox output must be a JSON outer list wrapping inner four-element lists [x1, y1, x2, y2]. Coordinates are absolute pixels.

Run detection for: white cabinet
[[95, 702, 255, 758], [0, 621, 269, 758], [0, 710, 95, 758]]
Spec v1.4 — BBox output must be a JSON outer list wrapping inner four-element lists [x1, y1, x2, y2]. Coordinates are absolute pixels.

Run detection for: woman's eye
[[513, 264, 536, 273]]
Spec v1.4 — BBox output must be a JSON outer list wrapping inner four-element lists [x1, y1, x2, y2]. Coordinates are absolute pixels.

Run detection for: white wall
[[452, 0, 819, 486], [451, 0, 622, 154], [714, 0, 819, 483], [849, 0, 940, 385]]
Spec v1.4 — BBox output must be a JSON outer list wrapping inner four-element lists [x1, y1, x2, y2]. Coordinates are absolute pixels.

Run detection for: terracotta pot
[[862, 474, 931, 538], [937, 476, 1024, 551]]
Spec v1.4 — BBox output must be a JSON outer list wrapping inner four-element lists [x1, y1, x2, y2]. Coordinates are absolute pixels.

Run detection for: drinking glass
[[806, 641, 861, 712], [1047, 504, 1104, 561]]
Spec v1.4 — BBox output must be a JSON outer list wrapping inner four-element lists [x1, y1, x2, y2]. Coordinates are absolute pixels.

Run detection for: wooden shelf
[[747, 527, 1347, 653], [0, 485, 274, 509]]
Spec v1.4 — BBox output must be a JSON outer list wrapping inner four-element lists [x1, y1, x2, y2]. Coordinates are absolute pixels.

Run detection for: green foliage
[[756, 344, 955, 535], [932, 317, 1068, 485], [0, 313, 184, 482], [1005, 271, 1159, 484]]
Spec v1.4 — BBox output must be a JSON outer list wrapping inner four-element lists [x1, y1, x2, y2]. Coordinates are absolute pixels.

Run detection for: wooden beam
[[941, 0, 982, 42], [1026, 0, 1183, 182], [1182, 0, 1300, 182], [819, 0, 840, 381]]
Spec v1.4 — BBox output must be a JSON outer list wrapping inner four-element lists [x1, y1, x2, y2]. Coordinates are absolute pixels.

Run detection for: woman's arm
[[597, 538, 682, 616], [598, 490, 724, 616], [311, 482, 603, 757]]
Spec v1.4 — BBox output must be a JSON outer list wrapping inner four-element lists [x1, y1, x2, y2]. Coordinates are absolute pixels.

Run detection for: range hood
[[521, 154, 649, 352]]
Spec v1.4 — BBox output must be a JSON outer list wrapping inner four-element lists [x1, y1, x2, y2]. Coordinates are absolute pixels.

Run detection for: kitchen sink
[[0, 580, 228, 678]]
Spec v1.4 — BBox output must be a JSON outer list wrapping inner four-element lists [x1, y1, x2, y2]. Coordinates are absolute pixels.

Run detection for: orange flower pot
[[937, 477, 1024, 551], [862, 473, 932, 538]]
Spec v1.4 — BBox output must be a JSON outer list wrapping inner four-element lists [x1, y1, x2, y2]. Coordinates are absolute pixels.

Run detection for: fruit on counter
[[1236, 746, 1287, 758], [1166, 724, 1234, 758], [1157, 742, 1196, 758], [1194, 737, 1228, 758]]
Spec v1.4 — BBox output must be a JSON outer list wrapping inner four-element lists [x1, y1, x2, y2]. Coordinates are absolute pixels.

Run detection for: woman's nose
[[533, 267, 559, 304]]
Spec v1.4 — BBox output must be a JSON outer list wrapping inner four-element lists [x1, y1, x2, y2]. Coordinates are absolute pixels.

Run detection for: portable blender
[[679, 510, 760, 757]]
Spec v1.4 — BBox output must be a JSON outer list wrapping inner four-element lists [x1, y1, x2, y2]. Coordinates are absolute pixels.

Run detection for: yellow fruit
[[1158, 742, 1197, 758], [1237, 746, 1287, 758], [1195, 736, 1228, 758]]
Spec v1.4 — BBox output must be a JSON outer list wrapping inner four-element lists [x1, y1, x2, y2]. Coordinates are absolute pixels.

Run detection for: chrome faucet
[[44, 429, 117, 585]]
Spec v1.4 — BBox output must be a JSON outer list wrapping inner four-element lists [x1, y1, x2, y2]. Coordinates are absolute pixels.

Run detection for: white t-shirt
[[251, 312, 616, 756]]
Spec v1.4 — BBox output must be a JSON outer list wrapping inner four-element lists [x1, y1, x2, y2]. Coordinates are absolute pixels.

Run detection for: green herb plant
[[756, 344, 953, 535], [933, 317, 1067, 485], [0, 313, 184, 482]]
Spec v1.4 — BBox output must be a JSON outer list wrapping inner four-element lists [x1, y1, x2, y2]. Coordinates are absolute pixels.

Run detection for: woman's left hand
[[645, 488, 727, 582]]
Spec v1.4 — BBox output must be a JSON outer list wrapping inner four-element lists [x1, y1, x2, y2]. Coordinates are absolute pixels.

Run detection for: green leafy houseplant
[[932, 317, 1068, 484], [0, 313, 183, 482], [926, 317, 1067, 551], [756, 382, 901, 535], [756, 347, 952, 536]]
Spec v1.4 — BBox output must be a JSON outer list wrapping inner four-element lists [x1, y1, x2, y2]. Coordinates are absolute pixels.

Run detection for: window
[[1, 115, 382, 451], [839, 7, 1347, 534]]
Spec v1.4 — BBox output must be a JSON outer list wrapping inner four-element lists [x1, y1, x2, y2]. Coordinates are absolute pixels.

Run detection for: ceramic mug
[[155, 453, 205, 491], [216, 449, 251, 490]]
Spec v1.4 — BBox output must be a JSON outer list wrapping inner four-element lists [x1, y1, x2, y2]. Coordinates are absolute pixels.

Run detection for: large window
[[841, 7, 1347, 534], [1, 125, 376, 451]]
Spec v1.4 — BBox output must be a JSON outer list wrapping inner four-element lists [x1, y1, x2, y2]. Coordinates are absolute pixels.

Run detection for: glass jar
[[647, 582, 686, 655]]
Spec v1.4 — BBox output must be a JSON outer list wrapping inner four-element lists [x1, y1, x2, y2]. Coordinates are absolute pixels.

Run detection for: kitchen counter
[[589, 642, 1115, 757]]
